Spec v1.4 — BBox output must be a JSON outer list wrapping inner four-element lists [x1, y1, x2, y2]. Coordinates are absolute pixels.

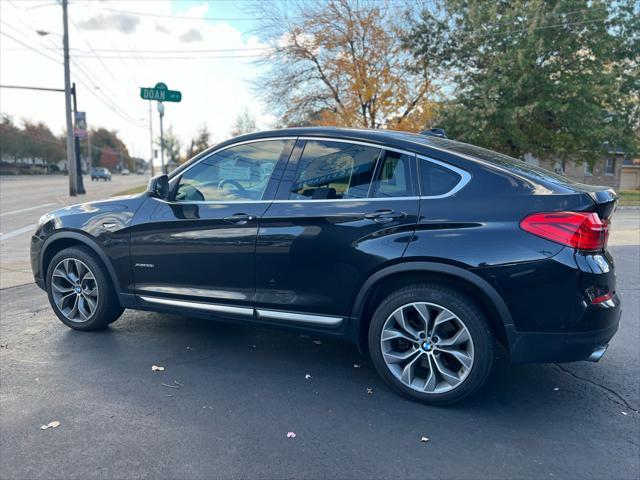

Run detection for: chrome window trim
[[140, 295, 254, 316], [255, 308, 343, 326], [417, 154, 472, 199], [297, 136, 410, 156], [163, 135, 470, 205]]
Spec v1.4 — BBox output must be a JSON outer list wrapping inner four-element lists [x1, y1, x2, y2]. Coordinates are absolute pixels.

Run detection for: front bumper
[[506, 296, 622, 363], [30, 233, 46, 290]]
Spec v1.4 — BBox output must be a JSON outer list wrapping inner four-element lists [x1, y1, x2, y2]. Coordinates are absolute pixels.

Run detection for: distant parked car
[[121, 169, 130, 175], [91, 167, 111, 181], [137, 169, 145, 175]]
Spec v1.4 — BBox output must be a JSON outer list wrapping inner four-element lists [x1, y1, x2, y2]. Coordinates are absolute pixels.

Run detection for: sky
[[0, 0, 274, 164]]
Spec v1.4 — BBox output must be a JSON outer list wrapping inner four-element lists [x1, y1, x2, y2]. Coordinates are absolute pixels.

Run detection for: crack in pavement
[[555, 364, 639, 413]]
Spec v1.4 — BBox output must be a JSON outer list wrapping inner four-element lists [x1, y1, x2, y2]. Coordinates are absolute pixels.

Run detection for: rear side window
[[419, 158, 463, 196], [290, 140, 380, 200], [370, 151, 415, 198]]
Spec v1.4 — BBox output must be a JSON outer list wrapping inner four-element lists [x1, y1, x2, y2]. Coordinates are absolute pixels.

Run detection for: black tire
[[368, 283, 494, 405], [46, 246, 124, 331]]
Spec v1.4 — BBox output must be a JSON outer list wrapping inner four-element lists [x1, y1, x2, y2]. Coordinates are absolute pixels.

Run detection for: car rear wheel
[[368, 283, 494, 405], [46, 246, 124, 330]]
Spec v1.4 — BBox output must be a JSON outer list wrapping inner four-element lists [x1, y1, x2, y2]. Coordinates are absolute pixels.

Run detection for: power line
[[0, 23, 143, 128]]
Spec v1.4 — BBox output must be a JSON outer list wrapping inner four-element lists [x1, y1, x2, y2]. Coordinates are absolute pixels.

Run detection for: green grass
[[114, 185, 147, 196], [619, 190, 640, 207]]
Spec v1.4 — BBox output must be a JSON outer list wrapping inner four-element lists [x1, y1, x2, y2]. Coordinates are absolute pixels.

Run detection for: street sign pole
[[148, 101, 155, 177], [157, 101, 165, 174], [139, 83, 181, 176]]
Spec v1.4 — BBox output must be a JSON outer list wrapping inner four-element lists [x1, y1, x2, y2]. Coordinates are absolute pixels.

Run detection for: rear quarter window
[[419, 158, 463, 196]]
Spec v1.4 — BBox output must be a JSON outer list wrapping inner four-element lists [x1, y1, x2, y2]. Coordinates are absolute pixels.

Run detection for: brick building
[[523, 148, 637, 190]]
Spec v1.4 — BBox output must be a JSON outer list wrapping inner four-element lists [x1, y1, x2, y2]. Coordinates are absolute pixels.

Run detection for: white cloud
[[179, 28, 203, 43], [77, 13, 140, 34], [0, 0, 274, 163]]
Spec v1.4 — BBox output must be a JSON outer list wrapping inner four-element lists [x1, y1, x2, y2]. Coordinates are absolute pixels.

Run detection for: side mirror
[[147, 174, 169, 200]]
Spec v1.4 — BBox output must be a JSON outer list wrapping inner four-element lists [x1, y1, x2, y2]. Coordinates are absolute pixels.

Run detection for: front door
[[130, 138, 295, 314], [255, 138, 420, 327]]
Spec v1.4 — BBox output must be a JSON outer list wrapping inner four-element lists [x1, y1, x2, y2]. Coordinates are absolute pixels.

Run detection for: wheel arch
[[41, 231, 122, 294], [351, 262, 513, 351]]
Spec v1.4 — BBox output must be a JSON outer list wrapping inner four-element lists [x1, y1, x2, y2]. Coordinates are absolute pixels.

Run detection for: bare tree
[[230, 108, 258, 137], [250, 0, 437, 131]]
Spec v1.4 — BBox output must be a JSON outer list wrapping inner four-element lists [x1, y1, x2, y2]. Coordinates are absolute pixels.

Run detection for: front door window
[[175, 140, 291, 202]]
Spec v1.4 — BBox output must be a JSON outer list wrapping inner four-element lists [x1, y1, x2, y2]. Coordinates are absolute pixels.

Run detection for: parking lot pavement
[[0, 246, 638, 479], [0, 175, 145, 289], [1, 180, 638, 479]]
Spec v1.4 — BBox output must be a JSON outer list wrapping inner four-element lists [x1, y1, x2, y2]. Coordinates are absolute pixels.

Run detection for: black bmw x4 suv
[[31, 128, 621, 404]]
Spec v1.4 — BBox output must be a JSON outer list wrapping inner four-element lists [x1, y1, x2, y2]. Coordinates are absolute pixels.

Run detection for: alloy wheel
[[380, 302, 474, 394], [50, 258, 99, 323]]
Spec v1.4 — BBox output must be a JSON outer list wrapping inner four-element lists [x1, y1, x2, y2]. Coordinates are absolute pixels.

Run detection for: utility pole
[[157, 101, 165, 174], [148, 101, 155, 177], [62, 0, 76, 196]]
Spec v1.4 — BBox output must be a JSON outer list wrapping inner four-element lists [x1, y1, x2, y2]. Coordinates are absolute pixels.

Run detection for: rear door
[[254, 138, 420, 328], [129, 138, 295, 314]]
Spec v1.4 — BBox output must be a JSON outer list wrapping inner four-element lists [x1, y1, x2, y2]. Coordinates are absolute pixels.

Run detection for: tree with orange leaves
[[252, 0, 438, 132]]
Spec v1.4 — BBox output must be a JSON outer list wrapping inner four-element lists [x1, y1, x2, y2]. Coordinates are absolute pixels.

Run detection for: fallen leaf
[[420, 436, 429, 443], [287, 431, 297, 438], [621, 411, 628, 416], [40, 421, 60, 430], [366, 387, 374, 395], [305, 374, 312, 380], [152, 365, 165, 372], [313, 340, 322, 345]]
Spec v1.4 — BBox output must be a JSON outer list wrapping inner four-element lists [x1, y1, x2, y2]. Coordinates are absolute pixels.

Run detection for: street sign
[[74, 111, 87, 138], [139, 82, 182, 102]]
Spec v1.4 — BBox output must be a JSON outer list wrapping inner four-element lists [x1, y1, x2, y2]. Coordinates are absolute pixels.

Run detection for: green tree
[[22, 121, 65, 165], [0, 115, 24, 163], [408, 0, 639, 162]]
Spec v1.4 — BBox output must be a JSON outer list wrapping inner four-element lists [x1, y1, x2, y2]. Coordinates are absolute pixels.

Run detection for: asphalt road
[[0, 174, 145, 289], [0, 176, 639, 479]]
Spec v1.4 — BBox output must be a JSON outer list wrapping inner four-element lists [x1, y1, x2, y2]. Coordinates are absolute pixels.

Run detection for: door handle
[[363, 210, 406, 223], [223, 213, 255, 225]]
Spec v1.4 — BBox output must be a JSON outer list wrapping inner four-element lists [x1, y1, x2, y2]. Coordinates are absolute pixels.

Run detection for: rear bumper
[[506, 299, 621, 363]]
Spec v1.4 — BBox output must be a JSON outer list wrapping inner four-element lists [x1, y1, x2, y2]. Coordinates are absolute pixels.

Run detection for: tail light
[[520, 211, 609, 252]]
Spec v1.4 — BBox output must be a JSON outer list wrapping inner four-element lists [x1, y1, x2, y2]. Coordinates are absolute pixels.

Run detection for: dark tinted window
[[419, 158, 462, 196], [175, 140, 290, 202], [370, 151, 415, 198], [290, 140, 380, 200]]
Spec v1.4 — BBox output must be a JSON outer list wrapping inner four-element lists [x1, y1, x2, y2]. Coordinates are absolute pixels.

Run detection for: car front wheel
[[46, 246, 124, 330], [368, 283, 494, 405]]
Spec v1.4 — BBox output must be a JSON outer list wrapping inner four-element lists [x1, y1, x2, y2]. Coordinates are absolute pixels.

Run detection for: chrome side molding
[[138, 295, 344, 327], [255, 308, 343, 326], [139, 296, 254, 316]]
